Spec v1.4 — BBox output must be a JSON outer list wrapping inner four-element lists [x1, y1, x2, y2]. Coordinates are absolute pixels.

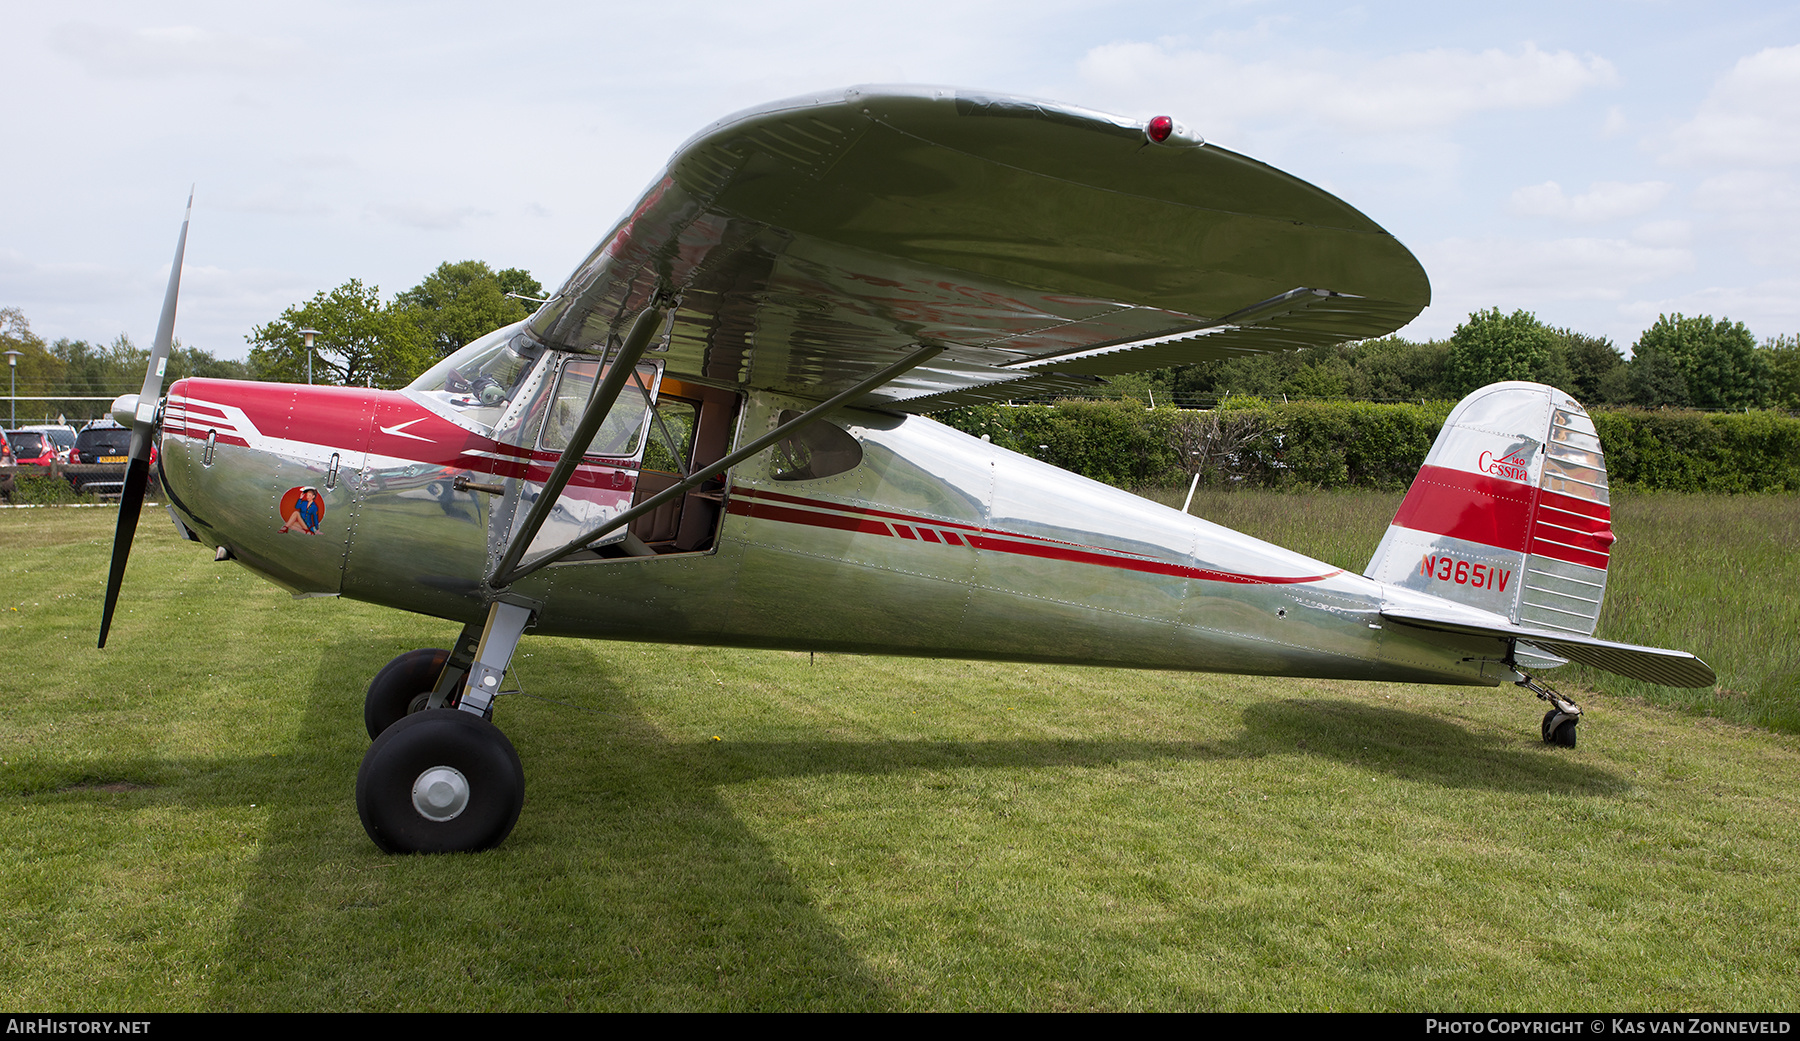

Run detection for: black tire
[[1542, 709, 1578, 748], [365, 648, 451, 739], [355, 709, 524, 854]]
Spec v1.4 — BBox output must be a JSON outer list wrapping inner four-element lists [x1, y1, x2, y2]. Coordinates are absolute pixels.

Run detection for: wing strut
[[484, 300, 671, 588], [490, 343, 945, 588]]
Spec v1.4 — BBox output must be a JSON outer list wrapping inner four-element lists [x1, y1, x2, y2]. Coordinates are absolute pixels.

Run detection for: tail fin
[[1365, 382, 1614, 637]]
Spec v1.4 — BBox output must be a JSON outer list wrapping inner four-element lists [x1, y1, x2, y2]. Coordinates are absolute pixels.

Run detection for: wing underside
[[527, 86, 1430, 408]]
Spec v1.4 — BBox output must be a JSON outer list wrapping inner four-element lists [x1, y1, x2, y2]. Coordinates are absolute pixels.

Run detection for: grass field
[[2, 496, 1797, 1011]]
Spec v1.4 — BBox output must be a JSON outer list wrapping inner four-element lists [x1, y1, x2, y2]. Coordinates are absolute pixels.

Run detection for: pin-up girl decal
[[279, 486, 324, 534]]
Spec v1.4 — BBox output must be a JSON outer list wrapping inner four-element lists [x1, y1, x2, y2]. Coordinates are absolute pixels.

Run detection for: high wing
[[526, 86, 1430, 411]]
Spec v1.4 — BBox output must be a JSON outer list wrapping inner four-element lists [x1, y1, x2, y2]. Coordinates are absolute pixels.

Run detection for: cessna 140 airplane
[[99, 86, 1714, 855]]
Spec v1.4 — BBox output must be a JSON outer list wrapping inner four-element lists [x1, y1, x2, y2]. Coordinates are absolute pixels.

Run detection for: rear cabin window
[[770, 410, 862, 481], [642, 399, 698, 475]]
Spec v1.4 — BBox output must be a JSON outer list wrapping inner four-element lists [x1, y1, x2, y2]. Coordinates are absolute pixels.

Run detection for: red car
[[4, 430, 56, 467]]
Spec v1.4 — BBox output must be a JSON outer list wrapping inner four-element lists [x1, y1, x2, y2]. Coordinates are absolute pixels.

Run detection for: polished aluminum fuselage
[[159, 375, 1502, 688]]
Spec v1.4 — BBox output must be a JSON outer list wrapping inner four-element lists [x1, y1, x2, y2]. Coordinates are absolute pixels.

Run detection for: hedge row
[[935, 398, 1800, 493]]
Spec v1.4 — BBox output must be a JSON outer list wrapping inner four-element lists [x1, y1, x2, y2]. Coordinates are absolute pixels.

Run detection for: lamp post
[[4, 350, 20, 427], [299, 328, 321, 385]]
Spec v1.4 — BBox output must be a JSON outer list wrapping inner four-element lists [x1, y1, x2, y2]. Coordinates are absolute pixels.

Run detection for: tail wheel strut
[[1518, 673, 1581, 748]]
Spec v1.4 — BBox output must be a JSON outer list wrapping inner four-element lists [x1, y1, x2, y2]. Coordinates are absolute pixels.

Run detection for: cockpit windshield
[[406, 321, 543, 432]]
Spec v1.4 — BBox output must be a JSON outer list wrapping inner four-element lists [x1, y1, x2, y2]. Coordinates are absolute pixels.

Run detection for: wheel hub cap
[[412, 765, 470, 822]]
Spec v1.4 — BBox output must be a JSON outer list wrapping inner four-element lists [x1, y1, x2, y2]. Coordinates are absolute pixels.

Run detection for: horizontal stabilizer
[[1380, 608, 1716, 688]]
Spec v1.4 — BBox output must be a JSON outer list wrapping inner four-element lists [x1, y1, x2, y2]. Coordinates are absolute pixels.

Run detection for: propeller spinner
[[98, 190, 192, 649]]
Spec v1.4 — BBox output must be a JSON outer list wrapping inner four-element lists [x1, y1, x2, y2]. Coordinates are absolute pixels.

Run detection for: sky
[[3, 0, 1798, 361]]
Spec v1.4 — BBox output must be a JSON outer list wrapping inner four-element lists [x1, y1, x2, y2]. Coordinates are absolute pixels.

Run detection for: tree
[[1, 308, 253, 424], [395, 261, 544, 358], [247, 280, 432, 388], [1446, 308, 1552, 396], [1545, 328, 1625, 404], [167, 344, 251, 383], [1626, 339, 1692, 408], [1629, 313, 1770, 410], [1346, 336, 1452, 401], [1, 313, 149, 424], [1763, 334, 1800, 411]]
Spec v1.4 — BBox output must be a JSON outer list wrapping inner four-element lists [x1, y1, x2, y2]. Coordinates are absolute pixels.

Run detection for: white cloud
[[49, 21, 302, 79], [367, 203, 487, 232], [1631, 220, 1691, 248], [218, 186, 334, 219], [1423, 236, 1693, 304], [1509, 180, 1671, 222], [1689, 170, 1800, 265], [1663, 44, 1800, 167], [1619, 278, 1800, 339], [1693, 169, 1800, 215], [1601, 105, 1627, 138], [1077, 40, 1616, 137]]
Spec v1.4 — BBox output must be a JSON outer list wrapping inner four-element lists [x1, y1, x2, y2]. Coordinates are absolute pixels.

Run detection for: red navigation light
[[1147, 115, 1174, 143]]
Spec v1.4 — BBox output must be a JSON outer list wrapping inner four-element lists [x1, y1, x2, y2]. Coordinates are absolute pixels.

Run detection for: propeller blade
[[99, 190, 192, 649]]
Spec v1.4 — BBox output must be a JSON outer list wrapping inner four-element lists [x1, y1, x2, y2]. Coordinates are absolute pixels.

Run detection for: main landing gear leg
[[450, 600, 534, 720], [1518, 673, 1581, 748], [426, 622, 484, 711], [362, 623, 484, 739], [355, 600, 535, 853]]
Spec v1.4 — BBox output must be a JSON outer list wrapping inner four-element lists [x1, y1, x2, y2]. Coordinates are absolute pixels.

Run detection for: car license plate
[[98, 455, 127, 463]]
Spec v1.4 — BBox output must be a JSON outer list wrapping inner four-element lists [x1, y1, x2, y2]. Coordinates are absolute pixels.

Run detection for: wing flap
[[883, 371, 1111, 412]]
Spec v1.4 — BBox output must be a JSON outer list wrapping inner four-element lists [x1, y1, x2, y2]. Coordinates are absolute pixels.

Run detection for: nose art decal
[[279, 486, 325, 534]]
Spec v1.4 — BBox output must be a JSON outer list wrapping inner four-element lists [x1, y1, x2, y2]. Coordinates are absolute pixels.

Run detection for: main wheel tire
[[365, 648, 451, 739], [355, 709, 524, 854]]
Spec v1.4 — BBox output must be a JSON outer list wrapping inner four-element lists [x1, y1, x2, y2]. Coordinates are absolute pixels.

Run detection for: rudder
[[1364, 382, 1614, 636]]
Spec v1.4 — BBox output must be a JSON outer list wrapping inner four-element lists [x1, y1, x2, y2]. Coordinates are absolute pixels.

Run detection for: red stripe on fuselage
[[728, 497, 894, 537], [166, 379, 638, 493], [727, 488, 1338, 586]]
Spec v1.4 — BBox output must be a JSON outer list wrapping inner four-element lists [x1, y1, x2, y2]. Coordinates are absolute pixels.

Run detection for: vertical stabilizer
[[1365, 382, 1614, 636]]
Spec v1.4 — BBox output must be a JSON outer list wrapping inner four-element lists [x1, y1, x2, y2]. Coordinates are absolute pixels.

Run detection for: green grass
[[1150, 487, 1800, 732], [2, 499, 1798, 1011]]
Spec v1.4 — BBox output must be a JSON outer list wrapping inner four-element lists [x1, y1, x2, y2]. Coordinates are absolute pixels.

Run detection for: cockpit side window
[[407, 322, 543, 434], [538, 358, 660, 459]]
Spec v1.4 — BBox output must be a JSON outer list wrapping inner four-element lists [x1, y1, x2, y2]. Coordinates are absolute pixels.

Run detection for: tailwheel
[[356, 709, 524, 854], [1518, 673, 1581, 749], [364, 648, 453, 739], [1541, 708, 1578, 748]]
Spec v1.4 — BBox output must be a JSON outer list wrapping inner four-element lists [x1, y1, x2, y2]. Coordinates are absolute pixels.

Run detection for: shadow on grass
[[18, 639, 1623, 1009], [1233, 698, 1628, 794], [196, 636, 895, 1012], [654, 697, 1622, 797]]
